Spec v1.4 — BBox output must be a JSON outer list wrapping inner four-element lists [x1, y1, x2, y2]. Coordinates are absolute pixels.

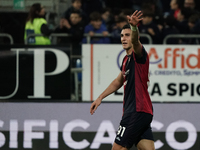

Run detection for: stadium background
[[0, 0, 200, 150]]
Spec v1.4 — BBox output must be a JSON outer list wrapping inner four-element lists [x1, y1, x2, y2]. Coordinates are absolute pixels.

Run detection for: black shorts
[[114, 112, 154, 149]]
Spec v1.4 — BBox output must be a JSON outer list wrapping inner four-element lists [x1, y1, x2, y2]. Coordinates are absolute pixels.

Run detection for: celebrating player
[[90, 10, 155, 150]]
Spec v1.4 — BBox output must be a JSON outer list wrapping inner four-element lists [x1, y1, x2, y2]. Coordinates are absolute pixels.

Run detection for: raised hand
[[127, 10, 143, 26]]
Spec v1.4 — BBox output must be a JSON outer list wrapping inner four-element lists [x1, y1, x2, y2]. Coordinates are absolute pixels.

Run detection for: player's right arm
[[90, 71, 123, 115]]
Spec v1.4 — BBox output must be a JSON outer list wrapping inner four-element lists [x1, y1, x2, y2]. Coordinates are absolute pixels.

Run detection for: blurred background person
[[82, 11, 110, 44], [138, 9, 161, 44], [175, 7, 194, 44], [169, 0, 184, 19], [56, 9, 85, 98], [101, 7, 113, 32], [187, 13, 200, 44], [24, 3, 53, 45], [141, 0, 164, 25], [110, 16, 128, 43], [55, 10, 84, 49], [161, 15, 180, 44], [175, 7, 192, 33], [184, 0, 200, 13], [184, 0, 195, 9], [188, 13, 200, 32], [62, 0, 88, 26], [119, 8, 133, 19]]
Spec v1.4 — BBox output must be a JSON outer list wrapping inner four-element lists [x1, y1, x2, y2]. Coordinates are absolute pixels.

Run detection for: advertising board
[[0, 102, 199, 150], [0, 46, 71, 100], [82, 44, 200, 102]]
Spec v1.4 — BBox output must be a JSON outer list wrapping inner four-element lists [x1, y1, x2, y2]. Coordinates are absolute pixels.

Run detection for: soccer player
[[90, 10, 155, 150]]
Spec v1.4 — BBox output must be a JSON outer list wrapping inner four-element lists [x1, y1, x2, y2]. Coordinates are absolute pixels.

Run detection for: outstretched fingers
[[136, 11, 143, 19], [132, 10, 138, 16], [127, 10, 143, 25], [135, 11, 142, 17], [132, 10, 143, 20]]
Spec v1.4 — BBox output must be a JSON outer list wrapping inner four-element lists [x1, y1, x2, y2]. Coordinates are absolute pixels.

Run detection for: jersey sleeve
[[135, 46, 147, 64]]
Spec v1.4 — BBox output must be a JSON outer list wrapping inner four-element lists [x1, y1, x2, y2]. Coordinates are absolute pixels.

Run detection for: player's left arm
[[131, 25, 142, 57], [127, 10, 143, 57]]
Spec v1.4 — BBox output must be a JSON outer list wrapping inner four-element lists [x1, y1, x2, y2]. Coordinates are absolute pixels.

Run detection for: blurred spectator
[[82, 11, 110, 44], [187, 13, 200, 44], [59, 9, 85, 98], [184, 0, 196, 9], [141, 0, 163, 25], [55, 10, 84, 50], [110, 9, 133, 31], [161, 15, 180, 44], [62, 0, 88, 26], [168, 0, 184, 19], [175, 7, 193, 44], [24, 3, 52, 45], [101, 7, 113, 32], [119, 9, 133, 18], [188, 13, 200, 30], [175, 7, 192, 34], [110, 16, 128, 43], [105, 8, 122, 32], [109, 8, 123, 26], [138, 9, 161, 44], [184, 0, 200, 13]]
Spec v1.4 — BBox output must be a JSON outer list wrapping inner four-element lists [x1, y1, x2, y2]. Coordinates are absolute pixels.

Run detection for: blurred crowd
[[24, 0, 200, 46], [21, 0, 200, 99]]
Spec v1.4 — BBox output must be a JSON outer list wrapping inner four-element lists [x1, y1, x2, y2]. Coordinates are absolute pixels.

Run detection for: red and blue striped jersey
[[120, 46, 153, 116]]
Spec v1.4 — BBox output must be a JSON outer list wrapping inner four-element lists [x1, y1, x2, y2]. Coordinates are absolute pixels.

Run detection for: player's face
[[121, 28, 132, 50]]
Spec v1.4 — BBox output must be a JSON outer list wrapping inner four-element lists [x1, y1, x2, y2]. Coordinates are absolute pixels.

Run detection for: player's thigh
[[137, 139, 155, 150], [112, 142, 128, 150]]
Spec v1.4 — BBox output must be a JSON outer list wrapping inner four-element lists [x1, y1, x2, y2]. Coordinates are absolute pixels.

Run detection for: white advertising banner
[[0, 102, 200, 150], [82, 44, 200, 102]]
